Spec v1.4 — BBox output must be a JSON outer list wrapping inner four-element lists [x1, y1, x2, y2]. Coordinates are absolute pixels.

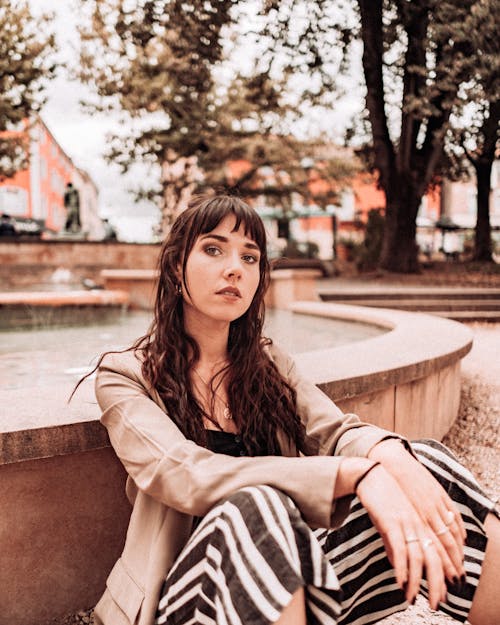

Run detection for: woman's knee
[[217, 485, 301, 525], [223, 484, 291, 508]]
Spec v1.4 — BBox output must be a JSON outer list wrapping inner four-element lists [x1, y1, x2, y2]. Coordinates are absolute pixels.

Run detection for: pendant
[[223, 407, 232, 420]]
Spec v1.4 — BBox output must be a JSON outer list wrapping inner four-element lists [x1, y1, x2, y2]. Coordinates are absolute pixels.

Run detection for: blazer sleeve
[[96, 351, 353, 529], [270, 343, 408, 457]]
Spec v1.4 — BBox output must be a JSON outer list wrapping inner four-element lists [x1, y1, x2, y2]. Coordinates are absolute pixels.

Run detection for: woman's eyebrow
[[200, 233, 260, 251]]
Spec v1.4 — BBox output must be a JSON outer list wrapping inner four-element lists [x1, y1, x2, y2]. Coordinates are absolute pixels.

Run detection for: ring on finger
[[444, 510, 455, 526], [422, 538, 434, 549], [435, 526, 451, 537], [405, 535, 419, 544]]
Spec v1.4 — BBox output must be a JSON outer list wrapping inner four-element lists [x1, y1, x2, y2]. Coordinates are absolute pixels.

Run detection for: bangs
[[180, 196, 267, 264], [194, 196, 266, 250]]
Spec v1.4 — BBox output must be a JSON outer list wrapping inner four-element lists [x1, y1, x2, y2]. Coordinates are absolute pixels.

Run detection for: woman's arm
[[272, 343, 405, 457]]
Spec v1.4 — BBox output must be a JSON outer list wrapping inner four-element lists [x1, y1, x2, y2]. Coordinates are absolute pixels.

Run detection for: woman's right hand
[[337, 459, 448, 609]]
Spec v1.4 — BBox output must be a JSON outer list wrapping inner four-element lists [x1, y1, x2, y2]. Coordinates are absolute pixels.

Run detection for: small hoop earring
[[176, 283, 182, 296]]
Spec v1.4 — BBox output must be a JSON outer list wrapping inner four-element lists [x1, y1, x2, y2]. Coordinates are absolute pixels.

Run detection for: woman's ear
[[174, 261, 182, 284]]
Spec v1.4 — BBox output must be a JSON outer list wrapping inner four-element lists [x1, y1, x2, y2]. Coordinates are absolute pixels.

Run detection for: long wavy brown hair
[[144, 193, 312, 455], [76, 194, 310, 455]]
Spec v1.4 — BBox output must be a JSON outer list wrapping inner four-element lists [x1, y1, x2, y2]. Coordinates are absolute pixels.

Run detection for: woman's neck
[[184, 314, 230, 371]]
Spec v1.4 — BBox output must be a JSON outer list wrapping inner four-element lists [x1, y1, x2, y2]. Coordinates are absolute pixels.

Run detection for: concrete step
[[433, 310, 500, 322], [318, 298, 500, 312], [319, 288, 500, 302]]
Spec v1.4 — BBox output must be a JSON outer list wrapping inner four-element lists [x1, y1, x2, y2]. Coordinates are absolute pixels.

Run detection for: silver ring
[[435, 526, 451, 537], [422, 538, 434, 549], [405, 535, 419, 544], [444, 510, 455, 526]]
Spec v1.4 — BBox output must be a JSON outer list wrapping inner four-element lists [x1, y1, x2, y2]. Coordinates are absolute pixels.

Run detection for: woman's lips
[[216, 287, 241, 298]]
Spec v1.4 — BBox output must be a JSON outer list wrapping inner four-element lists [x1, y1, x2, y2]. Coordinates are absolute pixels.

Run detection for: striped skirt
[[155, 440, 498, 625]]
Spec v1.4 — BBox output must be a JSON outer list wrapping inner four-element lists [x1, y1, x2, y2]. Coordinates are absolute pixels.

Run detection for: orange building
[[0, 116, 101, 237]]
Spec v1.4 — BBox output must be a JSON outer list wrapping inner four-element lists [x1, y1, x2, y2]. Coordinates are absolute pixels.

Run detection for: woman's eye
[[242, 254, 259, 264], [204, 245, 221, 256]]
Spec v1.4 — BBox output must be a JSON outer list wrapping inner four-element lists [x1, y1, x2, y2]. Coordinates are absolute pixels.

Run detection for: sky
[[27, 0, 365, 237]]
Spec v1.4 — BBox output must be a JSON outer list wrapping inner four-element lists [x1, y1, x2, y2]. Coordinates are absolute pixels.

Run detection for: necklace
[[192, 368, 233, 421]]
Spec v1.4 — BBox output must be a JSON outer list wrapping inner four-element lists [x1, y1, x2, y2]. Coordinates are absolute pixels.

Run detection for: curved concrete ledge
[[0, 303, 473, 623], [0, 289, 130, 330], [0, 289, 129, 306], [100, 269, 159, 309], [291, 302, 472, 440], [292, 301, 471, 392], [0, 303, 472, 466]]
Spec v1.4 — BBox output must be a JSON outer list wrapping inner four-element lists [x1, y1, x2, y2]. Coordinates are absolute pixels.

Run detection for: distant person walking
[[64, 182, 81, 233]]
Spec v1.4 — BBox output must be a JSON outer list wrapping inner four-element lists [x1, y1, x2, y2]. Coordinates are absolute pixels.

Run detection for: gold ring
[[435, 526, 451, 537], [422, 538, 434, 549], [405, 535, 419, 544]]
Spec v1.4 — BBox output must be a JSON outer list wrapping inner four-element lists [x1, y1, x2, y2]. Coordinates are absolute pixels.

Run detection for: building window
[[41, 156, 48, 179], [40, 195, 48, 218], [51, 170, 64, 195], [0, 186, 28, 216]]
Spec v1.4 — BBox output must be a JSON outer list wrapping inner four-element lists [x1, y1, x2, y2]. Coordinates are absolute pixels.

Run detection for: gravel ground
[[52, 322, 499, 625]]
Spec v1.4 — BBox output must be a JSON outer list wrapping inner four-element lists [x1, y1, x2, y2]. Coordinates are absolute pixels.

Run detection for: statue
[[63, 183, 81, 233]]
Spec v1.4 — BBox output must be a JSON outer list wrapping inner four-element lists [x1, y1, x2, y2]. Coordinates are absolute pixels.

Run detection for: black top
[[190, 431, 271, 532], [206, 430, 271, 457]]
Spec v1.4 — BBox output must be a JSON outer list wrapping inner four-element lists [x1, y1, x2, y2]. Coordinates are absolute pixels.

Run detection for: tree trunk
[[379, 185, 421, 273], [160, 152, 204, 234], [473, 160, 493, 262]]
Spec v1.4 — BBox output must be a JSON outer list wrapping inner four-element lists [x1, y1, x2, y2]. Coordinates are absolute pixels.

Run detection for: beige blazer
[[93, 343, 399, 625]]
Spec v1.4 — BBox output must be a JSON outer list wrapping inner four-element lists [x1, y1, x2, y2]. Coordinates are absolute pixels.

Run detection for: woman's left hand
[[368, 439, 467, 583]]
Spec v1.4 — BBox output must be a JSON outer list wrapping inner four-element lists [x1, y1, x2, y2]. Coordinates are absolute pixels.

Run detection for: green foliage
[[354, 209, 385, 272], [260, 0, 497, 272], [77, 0, 360, 229], [0, 0, 56, 179]]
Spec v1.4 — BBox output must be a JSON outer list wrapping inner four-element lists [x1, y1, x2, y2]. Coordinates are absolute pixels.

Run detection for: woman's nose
[[223, 254, 243, 279]]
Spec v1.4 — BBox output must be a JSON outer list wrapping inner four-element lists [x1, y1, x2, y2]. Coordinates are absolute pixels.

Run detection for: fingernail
[[452, 576, 459, 586], [410, 596, 416, 606], [402, 581, 408, 593], [460, 574, 466, 586]]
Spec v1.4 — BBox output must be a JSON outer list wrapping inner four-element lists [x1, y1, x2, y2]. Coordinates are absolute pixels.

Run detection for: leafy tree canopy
[[0, 0, 56, 180], [77, 0, 359, 228]]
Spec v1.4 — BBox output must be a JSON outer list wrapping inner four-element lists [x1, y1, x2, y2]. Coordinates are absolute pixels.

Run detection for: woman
[[92, 194, 499, 625]]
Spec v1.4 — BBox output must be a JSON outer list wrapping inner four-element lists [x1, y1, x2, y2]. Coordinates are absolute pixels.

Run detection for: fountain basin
[[0, 289, 129, 330], [0, 304, 472, 624]]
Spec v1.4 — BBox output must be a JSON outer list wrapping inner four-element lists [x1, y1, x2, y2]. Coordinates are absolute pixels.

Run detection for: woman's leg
[[410, 440, 499, 623], [275, 586, 307, 625], [315, 440, 499, 625], [155, 485, 341, 625], [468, 512, 500, 625]]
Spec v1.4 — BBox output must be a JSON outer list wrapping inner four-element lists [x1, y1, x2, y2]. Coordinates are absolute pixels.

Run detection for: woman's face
[[180, 214, 262, 328]]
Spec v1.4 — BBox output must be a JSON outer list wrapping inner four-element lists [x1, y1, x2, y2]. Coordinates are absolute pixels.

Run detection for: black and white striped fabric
[[155, 440, 498, 625]]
